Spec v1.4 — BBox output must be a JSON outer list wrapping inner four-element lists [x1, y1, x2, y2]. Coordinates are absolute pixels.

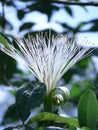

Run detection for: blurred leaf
[[63, 58, 90, 84], [0, 32, 22, 84], [19, 22, 34, 31], [61, 23, 73, 31], [62, 69, 73, 83], [5, 0, 13, 6], [17, 9, 25, 20], [81, 127, 90, 130], [76, 19, 98, 32], [70, 80, 94, 101], [63, 67, 84, 83], [28, 112, 79, 127], [83, 80, 93, 90], [78, 90, 98, 130], [2, 104, 19, 125], [0, 34, 23, 84], [93, 49, 98, 56], [0, 16, 13, 30], [10, 75, 31, 87], [0, 32, 12, 50], [88, 19, 98, 32], [65, 7, 73, 17], [76, 58, 90, 69], [37, 4, 59, 20], [16, 81, 46, 122], [69, 124, 77, 130], [70, 83, 82, 99], [27, 1, 59, 20], [25, 126, 35, 130], [76, 21, 87, 31], [89, 24, 98, 32], [0, 52, 21, 84]]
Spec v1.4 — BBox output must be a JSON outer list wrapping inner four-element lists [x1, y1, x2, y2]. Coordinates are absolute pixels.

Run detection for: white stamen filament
[[0, 34, 91, 93]]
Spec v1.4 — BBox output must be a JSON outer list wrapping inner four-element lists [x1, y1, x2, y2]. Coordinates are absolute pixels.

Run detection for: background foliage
[[0, 0, 98, 130]]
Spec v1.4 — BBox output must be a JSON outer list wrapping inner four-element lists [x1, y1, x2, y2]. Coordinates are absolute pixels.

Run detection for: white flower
[[0, 33, 91, 93]]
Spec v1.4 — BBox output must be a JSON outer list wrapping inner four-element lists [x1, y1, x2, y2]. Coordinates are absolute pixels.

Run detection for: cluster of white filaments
[[0, 33, 90, 93]]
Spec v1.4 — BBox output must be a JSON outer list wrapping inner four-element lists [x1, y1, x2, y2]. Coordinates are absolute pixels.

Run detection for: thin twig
[[50, 1, 98, 6]]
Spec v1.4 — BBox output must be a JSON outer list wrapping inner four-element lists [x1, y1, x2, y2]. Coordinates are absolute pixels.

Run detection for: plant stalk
[[44, 93, 53, 113]]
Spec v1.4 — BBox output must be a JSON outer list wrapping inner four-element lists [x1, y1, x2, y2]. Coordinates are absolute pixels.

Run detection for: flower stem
[[44, 93, 53, 113]]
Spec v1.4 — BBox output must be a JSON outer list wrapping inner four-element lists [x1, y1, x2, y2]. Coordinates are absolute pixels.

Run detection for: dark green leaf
[[70, 83, 82, 99], [0, 16, 13, 30], [78, 90, 98, 130], [69, 124, 77, 130], [26, 2, 57, 20], [29, 3, 59, 20], [76, 21, 87, 31], [16, 81, 46, 122], [25, 126, 35, 130], [89, 24, 98, 32], [81, 127, 90, 130], [83, 81, 93, 90], [63, 67, 84, 83], [0, 32, 11, 50], [77, 58, 90, 69], [65, 7, 73, 17], [17, 10, 25, 20], [19, 22, 34, 31], [2, 104, 19, 125], [28, 112, 79, 127], [93, 49, 98, 56], [61, 23, 73, 31], [0, 33, 22, 84], [0, 52, 20, 84], [76, 19, 98, 32]]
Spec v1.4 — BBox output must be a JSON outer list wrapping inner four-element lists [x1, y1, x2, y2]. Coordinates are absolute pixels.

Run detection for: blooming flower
[[0, 33, 91, 93]]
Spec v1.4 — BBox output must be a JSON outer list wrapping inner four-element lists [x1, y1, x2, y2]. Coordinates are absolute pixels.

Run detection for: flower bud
[[52, 87, 70, 106]]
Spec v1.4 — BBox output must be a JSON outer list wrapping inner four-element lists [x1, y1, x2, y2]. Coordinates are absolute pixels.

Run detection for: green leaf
[[0, 16, 13, 30], [70, 83, 82, 99], [0, 32, 11, 50], [69, 124, 77, 130], [28, 112, 79, 127], [93, 49, 98, 56], [0, 52, 20, 84], [78, 90, 98, 130], [65, 7, 73, 17], [77, 58, 90, 69], [19, 22, 34, 31], [25, 126, 35, 130], [17, 9, 25, 20], [76, 21, 87, 31], [81, 127, 90, 130], [16, 81, 46, 122], [1, 104, 19, 125]]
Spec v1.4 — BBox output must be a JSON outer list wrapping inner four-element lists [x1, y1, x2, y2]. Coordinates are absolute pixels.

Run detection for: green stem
[[44, 93, 53, 126], [44, 93, 53, 113]]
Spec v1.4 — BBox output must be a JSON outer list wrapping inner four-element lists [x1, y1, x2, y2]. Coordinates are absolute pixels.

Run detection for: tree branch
[[50, 1, 98, 6]]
